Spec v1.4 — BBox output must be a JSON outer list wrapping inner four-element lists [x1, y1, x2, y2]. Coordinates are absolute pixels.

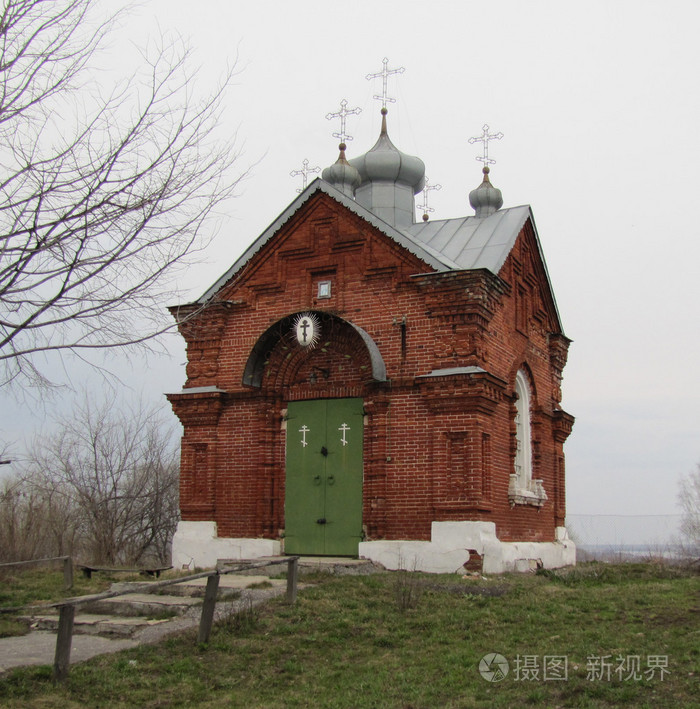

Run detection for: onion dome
[[348, 108, 425, 227], [322, 143, 361, 198], [350, 109, 425, 191], [469, 166, 503, 218]]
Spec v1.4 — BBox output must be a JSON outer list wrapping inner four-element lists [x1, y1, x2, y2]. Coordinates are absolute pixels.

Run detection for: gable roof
[[403, 205, 531, 274], [197, 178, 564, 331], [199, 179, 449, 303]]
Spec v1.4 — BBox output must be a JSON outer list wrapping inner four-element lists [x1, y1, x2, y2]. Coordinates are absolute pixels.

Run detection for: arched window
[[514, 370, 532, 489], [509, 369, 547, 507]]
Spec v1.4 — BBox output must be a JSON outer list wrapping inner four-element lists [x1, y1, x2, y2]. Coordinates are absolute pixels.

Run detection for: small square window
[[317, 281, 332, 299]]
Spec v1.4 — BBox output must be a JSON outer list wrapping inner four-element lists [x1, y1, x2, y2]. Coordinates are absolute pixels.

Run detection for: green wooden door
[[285, 398, 363, 556]]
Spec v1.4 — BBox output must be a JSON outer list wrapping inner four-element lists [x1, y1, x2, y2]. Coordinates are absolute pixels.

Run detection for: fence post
[[63, 556, 73, 591], [197, 573, 220, 644], [286, 557, 298, 604], [53, 604, 75, 682]]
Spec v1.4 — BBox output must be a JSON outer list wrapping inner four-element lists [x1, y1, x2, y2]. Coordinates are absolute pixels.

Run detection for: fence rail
[[12, 556, 300, 682], [0, 555, 73, 590]]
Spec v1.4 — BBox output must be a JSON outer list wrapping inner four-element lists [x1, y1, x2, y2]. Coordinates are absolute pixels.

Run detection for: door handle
[[313, 475, 321, 485], [316, 518, 327, 525], [320, 446, 328, 457], [327, 475, 335, 485]]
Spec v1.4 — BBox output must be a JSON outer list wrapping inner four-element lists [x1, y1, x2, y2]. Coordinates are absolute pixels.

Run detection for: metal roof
[[196, 179, 563, 331], [403, 205, 531, 274]]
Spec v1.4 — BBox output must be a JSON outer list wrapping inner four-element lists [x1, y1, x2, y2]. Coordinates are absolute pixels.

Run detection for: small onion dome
[[349, 108, 425, 194], [322, 142, 361, 197], [469, 166, 503, 218]]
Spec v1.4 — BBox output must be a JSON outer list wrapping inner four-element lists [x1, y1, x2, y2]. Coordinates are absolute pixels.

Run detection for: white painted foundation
[[359, 522, 576, 574], [172, 520, 575, 574], [171, 521, 281, 570]]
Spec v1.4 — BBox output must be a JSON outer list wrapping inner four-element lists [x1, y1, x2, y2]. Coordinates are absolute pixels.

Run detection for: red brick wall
[[168, 192, 574, 546]]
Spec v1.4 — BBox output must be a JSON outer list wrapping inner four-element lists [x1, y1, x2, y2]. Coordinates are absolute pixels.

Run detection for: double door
[[284, 398, 363, 556]]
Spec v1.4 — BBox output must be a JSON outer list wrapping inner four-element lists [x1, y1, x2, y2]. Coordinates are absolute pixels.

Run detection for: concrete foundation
[[172, 520, 575, 574], [171, 521, 281, 569], [359, 522, 576, 574]]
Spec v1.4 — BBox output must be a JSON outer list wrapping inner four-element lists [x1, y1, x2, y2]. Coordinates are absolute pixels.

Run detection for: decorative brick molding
[[167, 189, 575, 556]]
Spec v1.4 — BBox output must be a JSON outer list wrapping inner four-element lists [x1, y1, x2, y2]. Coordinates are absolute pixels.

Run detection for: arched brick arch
[[242, 311, 386, 394], [507, 359, 538, 406]]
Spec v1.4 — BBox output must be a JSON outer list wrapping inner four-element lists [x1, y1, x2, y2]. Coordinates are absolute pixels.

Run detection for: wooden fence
[[0, 555, 73, 590], [3, 556, 299, 682]]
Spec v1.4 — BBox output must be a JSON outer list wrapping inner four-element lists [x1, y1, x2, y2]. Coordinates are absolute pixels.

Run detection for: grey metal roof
[[403, 205, 531, 274], [196, 179, 563, 331]]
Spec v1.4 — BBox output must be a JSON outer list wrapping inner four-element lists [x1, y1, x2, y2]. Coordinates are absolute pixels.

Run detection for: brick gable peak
[[197, 179, 451, 304]]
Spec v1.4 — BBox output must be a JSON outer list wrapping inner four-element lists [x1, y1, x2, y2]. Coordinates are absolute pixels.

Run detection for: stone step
[[217, 556, 382, 577], [169, 574, 283, 597], [109, 574, 281, 599], [297, 558, 383, 576], [26, 613, 171, 639], [83, 593, 202, 618]]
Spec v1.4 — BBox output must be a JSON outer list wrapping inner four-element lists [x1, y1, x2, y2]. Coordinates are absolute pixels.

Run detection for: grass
[[0, 566, 114, 638], [0, 566, 185, 637], [0, 562, 698, 708]]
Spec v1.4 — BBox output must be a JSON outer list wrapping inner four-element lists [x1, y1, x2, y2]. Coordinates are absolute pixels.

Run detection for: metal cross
[[365, 57, 405, 108], [290, 159, 321, 193], [338, 423, 351, 446], [418, 176, 442, 218], [299, 425, 310, 448], [468, 124, 504, 166], [325, 99, 362, 144]]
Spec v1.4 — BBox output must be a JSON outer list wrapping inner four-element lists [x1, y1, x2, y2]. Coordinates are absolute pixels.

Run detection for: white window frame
[[509, 369, 547, 507]]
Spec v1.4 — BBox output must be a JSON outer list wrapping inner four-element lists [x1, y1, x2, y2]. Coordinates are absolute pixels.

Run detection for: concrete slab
[[296, 557, 384, 575], [29, 614, 172, 639], [175, 575, 285, 590], [0, 556, 380, 677], [0, 630, 137, 674], [298, 557, 369, 564], [83, 593, 202, 617], [216, 556, 383, 577]]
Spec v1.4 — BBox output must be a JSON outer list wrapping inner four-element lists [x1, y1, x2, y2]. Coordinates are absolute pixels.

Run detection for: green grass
[[0, 566, 115, 638], [0, 566, 174, 637], [0, 562, 698, 708], [0, 566, 132, 609]]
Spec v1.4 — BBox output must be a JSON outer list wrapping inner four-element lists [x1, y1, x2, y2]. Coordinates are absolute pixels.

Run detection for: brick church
[[167, 105, 576, 574]]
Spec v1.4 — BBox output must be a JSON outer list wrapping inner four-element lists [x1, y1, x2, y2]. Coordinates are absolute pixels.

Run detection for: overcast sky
[[2, 1, 698, 529]]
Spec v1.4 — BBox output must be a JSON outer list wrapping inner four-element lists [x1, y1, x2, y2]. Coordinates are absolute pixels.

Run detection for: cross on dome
[[290, 158, 321, 193], [468, 124, 504, 166], [326, 99, 362, 145], [365, 57, 405, 109], [419, 176, 442, 221]]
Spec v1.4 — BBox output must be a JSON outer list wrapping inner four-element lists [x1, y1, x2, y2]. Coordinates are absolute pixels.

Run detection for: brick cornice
[[168, 300, 232, 344], [413, 269, 509, 324], [551, 409, 575, 443], [419, 370, 507, 414], [166, 389, 226, 427]]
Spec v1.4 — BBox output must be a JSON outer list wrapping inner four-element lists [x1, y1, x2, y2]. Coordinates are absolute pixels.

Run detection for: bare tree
[[0, 473, 80, 561], [0, 0, 243, 388], [678, 463, 700, 556], [21, 394, 179, 565]]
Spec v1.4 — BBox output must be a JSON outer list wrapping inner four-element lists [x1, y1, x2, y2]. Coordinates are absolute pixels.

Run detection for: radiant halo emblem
[[293, 312, 320, 348]]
